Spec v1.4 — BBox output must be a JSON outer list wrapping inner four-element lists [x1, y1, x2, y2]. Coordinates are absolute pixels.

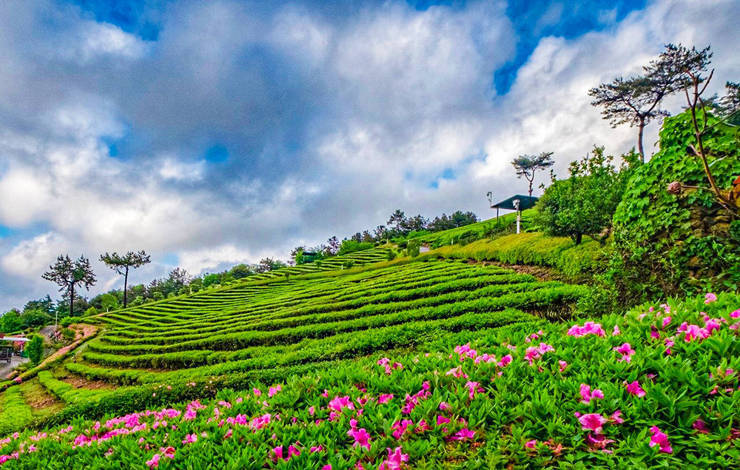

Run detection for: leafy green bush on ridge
[[612, 109, 740, 302]]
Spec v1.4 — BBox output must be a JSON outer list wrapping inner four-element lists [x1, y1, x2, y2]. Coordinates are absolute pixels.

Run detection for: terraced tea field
[[0, 256, 586, 434]]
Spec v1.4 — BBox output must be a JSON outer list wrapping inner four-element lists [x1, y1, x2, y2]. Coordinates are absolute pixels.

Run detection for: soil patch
[[61, 374, 116, 390]]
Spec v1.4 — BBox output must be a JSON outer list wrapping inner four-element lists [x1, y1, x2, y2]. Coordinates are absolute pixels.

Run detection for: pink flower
[[610, 410, 624, 424], [662, 316, 672, 328], [704, 293, 717, 304], [146, 454, 160, 468], [731, 309, 740, 319], [453, 343, 477, 361], [525, 439, 537, 449], [677, 323, 710, 342], [415, 419, 430, 433], [347, 427, 371, 450], [693, 419, 709, 434], [224, 429, 233, 439], [625, 381, 646, 397], [524, 343, 554, 366], [378, 394, 394, 405], [664, 337, 674, 355], [322, 466, 332, 470], [391, 420, 413, 440], [445, 366, 468, 378], [558, 360, 568, 372], [182, 434, 197, 445], [465, 381, 483, 399], [578, 413, 608, 434], [450, 428, 475, 441], [308, 406, 315, 416], [612, 325, 621, 336], [253, 388, 262, 397], [268, 385, 282, 397], [586, 433, 614, 452], [649, 426, 672, 453], [579, 384, 604, 403], [613, 343, 635, 362], [436, 415, 450, 426], [497, 354, 512, 368], [438, 401, 451, 411], [379, 447, 409, 470], [310, 445, 324, 453], [567, 321, 605, 337], [328, 396, 355, 413]]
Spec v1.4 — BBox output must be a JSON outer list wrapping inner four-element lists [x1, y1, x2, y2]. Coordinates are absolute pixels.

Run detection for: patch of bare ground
[[60, 374, 116, 390], [18, 379, 63, 411]]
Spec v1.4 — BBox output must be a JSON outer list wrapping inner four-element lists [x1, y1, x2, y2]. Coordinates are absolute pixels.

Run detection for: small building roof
[[490, 194, 538, 211], [0, 336, 29, 342]]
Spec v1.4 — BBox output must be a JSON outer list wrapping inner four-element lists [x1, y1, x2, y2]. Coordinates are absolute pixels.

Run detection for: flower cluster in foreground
[[0, 294, 738, 468]]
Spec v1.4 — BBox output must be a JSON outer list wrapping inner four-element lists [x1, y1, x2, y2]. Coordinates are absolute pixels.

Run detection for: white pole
[[516, 211, 521, 234]]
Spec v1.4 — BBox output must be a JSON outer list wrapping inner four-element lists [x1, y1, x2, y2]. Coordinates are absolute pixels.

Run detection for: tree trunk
[[637, 120, 645, 163], [574, 233, 583, 245], [528, 175, 534, 197], [123, 266, 129, 309], [69, 283, 75, 317]]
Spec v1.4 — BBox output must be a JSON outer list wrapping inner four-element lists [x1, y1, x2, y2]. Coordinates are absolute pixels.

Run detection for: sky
[[0, 0, 738, 311]]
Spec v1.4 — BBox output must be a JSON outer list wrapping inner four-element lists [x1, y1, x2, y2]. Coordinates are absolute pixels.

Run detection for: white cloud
[[0, 232, 67, 279], [159, 158, 205, 182], [0, 0, 738, 312], [178, 244, 259, 275], [80, 22, 150, 61]]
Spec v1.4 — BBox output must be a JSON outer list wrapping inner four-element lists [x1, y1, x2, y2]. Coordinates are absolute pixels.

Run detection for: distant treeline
[[290, 209, 478, 265]]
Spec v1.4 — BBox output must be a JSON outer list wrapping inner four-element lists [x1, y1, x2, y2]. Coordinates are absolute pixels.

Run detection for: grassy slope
[[1, 249, 586, 433]]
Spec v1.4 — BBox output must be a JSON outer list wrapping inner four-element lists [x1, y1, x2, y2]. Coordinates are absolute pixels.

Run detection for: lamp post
[[513, 199, 521, 234]]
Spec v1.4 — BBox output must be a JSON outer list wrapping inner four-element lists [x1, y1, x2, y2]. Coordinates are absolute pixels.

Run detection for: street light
[[512, 199, 521, 234]]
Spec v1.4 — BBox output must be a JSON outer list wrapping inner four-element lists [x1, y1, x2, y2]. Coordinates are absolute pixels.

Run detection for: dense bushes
[[535, 147, 635, 245], [612, 110, 740, 302]]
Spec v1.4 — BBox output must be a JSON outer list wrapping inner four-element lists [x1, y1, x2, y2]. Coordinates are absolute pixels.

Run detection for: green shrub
[[612, 110, 740, 302], [535, 146, 634, 245], [27, 335, 44, 365]]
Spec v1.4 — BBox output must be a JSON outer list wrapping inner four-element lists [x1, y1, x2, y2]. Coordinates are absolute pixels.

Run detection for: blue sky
[[0, 0, 737, 311]]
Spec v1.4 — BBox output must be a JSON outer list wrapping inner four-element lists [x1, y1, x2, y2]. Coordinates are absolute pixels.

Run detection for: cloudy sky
[[0, 0, 738, 311]]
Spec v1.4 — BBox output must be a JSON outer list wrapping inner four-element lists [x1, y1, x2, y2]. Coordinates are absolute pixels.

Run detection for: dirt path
[[38, 324, 98, 367]]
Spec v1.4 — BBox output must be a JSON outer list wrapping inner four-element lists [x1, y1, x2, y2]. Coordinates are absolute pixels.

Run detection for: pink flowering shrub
[[0, 292, 736, 468]]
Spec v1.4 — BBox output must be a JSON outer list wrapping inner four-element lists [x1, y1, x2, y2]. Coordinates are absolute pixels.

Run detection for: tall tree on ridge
[[588, 44, 707, 161], [42, 255, 96, 320], [100, 251, 151, 309], [511, 152, 555, 197]]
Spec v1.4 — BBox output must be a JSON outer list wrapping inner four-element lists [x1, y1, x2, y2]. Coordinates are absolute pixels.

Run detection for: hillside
[[0, 283, 737, 468], [1, 242, 586, 428]]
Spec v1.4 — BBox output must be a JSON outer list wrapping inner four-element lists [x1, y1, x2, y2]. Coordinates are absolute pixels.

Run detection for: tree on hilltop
[[42, 254, 96, 319], [588, 44, 711, 162], [511, 152, 555, 197], [100, 250, 151, 309]]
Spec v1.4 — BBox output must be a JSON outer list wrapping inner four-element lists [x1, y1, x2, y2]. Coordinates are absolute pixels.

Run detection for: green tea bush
[[612, 110, 740, 302]]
